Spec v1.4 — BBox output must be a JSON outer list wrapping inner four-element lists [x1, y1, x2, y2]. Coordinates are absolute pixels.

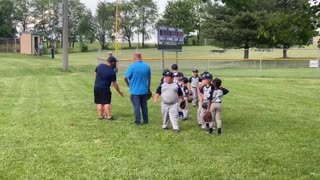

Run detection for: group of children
[[154, 64, 229, 135]]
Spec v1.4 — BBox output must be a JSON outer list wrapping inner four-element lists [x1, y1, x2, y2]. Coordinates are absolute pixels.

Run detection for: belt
[[212, 102, 222, 103]]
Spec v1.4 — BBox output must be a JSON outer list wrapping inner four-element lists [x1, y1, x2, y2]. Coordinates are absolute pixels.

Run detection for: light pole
[[62, 0, 69, 71]]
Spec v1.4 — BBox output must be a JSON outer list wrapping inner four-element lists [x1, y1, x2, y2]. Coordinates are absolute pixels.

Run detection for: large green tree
[[14, 0, 32, 32], [0, 0, 17, 38], [258, 0, 317, 58], [77, 9, 95, 45], [203, 0, 316, 58], [95, 1, 115, 49], [202, 1, 263, 58], [161, 0, 197, 43], [132, 0, 158, 47], [120, 0, 137, 48]]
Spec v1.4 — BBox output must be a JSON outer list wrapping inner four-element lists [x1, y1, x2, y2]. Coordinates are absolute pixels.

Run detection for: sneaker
[[218, 128, 222, 136], [107, 116, 114, 120], [162, 127, 169, 130], [98, 117, 104, 120], [178, 112, 183, 118], [209, 128, 213, 135], [173, 129, 180, 133]]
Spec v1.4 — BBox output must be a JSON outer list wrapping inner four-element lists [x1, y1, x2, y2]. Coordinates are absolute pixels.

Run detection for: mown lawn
[[0, 53, 320, 179]]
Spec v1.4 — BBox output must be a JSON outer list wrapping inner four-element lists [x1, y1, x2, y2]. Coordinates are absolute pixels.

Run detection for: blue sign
[[158, 27, 184, 45]]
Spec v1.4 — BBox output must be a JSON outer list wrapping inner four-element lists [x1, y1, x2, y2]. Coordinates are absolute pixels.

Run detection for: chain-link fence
[[0, 38, 20, 53], [97, 48, 320, 78]]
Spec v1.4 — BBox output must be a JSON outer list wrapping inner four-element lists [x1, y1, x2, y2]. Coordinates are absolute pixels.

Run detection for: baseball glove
[[188, 96, 193, 103], [147, 90, 152, 100], [180, 100, 186, 109], [203, 111, 212, 123]]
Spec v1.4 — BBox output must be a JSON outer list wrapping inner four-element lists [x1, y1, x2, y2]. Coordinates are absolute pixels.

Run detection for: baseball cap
[[182, 77, 189, 84], [171, 64, 178, 70], [162, 69, 170, 76], [192, 69, 199, 73], [107, 56, 118, 63], [163, 70, 174, 77], [201, 72, 213, 80], [174, 72, 184, 77]]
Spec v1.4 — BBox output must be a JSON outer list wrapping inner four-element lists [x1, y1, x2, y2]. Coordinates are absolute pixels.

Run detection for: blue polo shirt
[[94, 64, 116, 90], [125, 61, 151, 95]]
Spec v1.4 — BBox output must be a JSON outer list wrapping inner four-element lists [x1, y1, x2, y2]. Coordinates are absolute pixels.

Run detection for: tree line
[[0, 0, 319, 58]]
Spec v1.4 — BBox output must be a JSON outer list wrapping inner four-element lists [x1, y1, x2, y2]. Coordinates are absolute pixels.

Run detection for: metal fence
[[97, 48, 320, 77], [0, 38, 20, 53]]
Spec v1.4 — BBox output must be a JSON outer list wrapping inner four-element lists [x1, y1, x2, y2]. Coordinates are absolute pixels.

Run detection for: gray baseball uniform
[[179, 85, 189, 119], [199, 84, 215, 129], [208, 88, 228, 129], [189, 76, 201, 106], [156, 82, 183, 130]]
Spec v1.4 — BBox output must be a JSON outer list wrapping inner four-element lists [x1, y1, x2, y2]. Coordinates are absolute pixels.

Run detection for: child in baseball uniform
[[171, 64, 184, 83], [188, 69, 201, 107], [154, 71, 185, 133], [198, 72, 214, 129], [179, 77, 190, 120], [207, 78, 229, 135], [160, 69, 170, 85]]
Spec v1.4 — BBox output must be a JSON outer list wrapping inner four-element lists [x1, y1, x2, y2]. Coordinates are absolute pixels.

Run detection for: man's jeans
[[130, 94, 149, 125]]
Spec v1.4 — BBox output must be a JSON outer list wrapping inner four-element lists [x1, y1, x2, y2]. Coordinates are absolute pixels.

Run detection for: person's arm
[[94, 67, 98, 77], [198, 83, 204, 104], [220, 87, 229, 95], [124, 65, 133, 87], [154, 93, 160, 104], [177, 84, 184, 102], [154, 85, 161, 104], [188, 77, 192, 96], [148, 67, 151, 90], [207, 91, 213, 111], [124, 77, 129, 87], [112, 81, 124, 97]]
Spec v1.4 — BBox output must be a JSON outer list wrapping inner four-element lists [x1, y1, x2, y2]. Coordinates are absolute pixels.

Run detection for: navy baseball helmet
[[162, 69, 171, 76], [192, 69, 199, 73], [201, 72, 212, 80], [182, 77, 189, 84], [163, 70, 174, 77], [175, 72, 184, 77], [171, 64, 178, 70]]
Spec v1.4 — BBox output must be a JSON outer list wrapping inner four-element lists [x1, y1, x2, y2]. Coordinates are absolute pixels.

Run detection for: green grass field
[[0, 51, 320, 179]]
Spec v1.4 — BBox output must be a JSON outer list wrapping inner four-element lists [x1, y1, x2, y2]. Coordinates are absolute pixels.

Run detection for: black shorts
[[94, 88, 112, 104]]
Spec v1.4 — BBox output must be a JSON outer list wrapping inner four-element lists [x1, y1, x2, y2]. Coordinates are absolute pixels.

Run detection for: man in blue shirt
[[94, 56, 124, 120], [124, 53, 151, 125]]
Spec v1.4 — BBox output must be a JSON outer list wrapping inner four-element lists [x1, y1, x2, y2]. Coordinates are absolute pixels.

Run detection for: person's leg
[[140, 94, 149, 124], [97, 104, 104, 119], [192, 87, 197, 106], [215, 103, 222, 134], [182, 97, 189, 120], [104, 104, 111, 118], [130, 95, 141, 125], [104, 91, 112, 119], [210, 105, 216, 129], [161, 103, 170, 129], [197, 102, 202, 125], [169, 103, 180, 131], [200, 108, 207, 129]]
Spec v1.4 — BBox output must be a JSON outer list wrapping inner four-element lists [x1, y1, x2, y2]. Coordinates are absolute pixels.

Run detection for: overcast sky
[[80, 0, 168, 15], [79, 0, 168, 43]]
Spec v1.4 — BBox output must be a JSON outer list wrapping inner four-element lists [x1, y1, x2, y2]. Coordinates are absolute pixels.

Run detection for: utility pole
[[62, 0, 69, 71]]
